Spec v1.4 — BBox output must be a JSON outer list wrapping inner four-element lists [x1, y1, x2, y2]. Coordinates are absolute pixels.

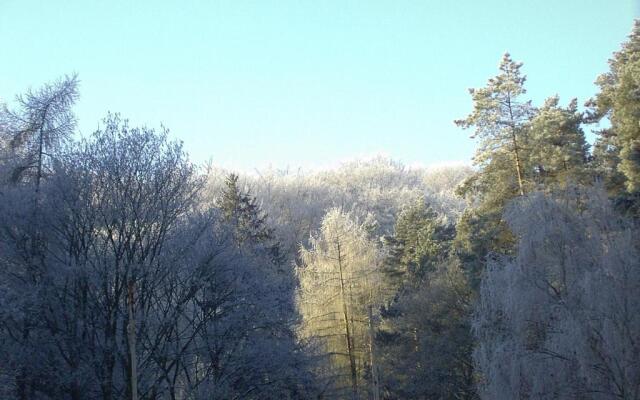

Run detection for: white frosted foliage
[[474, 189, 640, 399]]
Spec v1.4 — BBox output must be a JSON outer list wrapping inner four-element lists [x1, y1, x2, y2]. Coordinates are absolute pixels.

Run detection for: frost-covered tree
[[0, 114, 317, 400], [0, 75, 80, 400], [297, 208, 384, 399], [207, 158, 471, 265], [474, 188, 640, 399], [1, 74, 78, 187], [0, 113, 201, 399]]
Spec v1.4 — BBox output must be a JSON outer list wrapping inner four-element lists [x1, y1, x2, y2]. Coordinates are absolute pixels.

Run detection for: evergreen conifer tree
[[588, 20, 640, 194], [455, 53, 534, 197], [217, 172, 283, 264], [527, 96, 590, 187], [377, 202, 475, 399]]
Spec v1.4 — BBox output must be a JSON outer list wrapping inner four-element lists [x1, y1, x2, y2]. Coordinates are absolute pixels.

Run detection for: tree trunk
[[511, 129, 525, 196], [336, 240, 358, 399], [368, 306, 380, 400], [127, 281, 138, 400]]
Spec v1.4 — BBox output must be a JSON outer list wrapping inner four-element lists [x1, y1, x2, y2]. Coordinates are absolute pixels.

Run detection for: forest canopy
[[0, 18, 639, 400]]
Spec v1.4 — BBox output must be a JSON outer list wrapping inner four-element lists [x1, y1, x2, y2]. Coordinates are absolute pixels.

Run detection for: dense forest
[[0, 20, 638, 400]]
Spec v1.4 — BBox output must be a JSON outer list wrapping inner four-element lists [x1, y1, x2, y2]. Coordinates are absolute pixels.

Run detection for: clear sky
[[1, 1, 638, 171]]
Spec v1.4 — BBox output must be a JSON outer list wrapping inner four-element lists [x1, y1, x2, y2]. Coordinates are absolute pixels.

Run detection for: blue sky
[[1, 1, 638, 171]]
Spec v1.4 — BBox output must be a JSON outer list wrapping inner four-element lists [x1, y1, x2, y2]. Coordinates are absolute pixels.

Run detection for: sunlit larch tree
[[297, 208, 384, 400]]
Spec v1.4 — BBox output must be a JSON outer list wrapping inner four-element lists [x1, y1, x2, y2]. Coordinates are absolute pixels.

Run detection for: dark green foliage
[[452, 208, 514, 289], [377, 201, 477, 399], [382, 200, 454, 283], [588, 20, 640, 212], [527, 96, 591, 188], [217, 172, 283, 264], [591, 129, 627, 194], [455, 53, 533, 197], [453, 55, 591, 289], [377, 261, 477, 400]]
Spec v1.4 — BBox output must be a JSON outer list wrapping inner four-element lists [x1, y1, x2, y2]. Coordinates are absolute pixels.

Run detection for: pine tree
[[588, 20, 640, 194], [452, 56, 591, 287], [527, 96, 590, 187], [455, 53, 534, 197], [452, 54, 534, 286]]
